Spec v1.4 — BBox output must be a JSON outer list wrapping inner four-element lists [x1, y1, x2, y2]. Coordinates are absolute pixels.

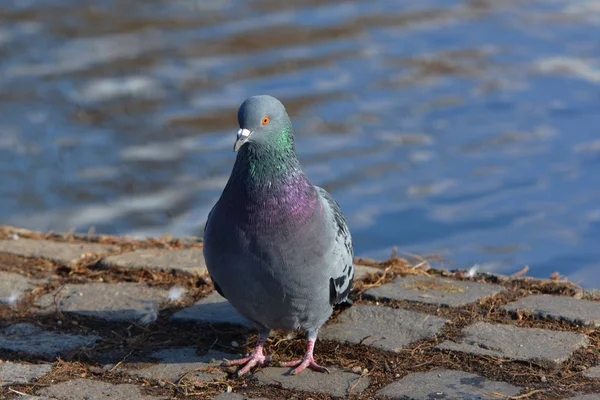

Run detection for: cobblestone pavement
[[0, 226, 599, 399]]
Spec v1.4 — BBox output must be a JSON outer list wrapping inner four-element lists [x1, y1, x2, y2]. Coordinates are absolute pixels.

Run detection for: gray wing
[[316, 186, 354, 305], [203, 203, 215, 235], [203, 203, 226, 298]]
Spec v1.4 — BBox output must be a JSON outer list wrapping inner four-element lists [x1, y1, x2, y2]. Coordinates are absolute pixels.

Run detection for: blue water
[[1, 0, 600, 286]]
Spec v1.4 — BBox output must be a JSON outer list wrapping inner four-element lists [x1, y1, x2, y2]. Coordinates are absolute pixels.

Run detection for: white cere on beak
[[238, 128, 252, 139], [234, 128, 254, 152]]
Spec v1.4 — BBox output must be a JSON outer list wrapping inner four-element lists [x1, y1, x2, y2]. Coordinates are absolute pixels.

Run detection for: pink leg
[[279, 337, 329, 375], [223, 331, 270, 376]]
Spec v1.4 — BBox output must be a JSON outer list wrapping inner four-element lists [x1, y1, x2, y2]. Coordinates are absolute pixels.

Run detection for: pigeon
[[203, 95, 354, 376]]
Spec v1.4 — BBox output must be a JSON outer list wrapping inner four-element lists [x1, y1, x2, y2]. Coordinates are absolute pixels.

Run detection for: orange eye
[[261, 116, 270, 126]]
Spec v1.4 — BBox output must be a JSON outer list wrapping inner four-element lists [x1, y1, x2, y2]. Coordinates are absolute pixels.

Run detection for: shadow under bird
[[203, 95, 354, 376]]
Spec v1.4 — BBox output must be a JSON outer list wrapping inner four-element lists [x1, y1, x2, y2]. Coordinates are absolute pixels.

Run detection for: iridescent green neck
[[234, 125, 299, 184]]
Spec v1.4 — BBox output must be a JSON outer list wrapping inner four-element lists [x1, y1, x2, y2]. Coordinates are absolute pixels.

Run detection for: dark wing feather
[[316, 187, 354, 305]]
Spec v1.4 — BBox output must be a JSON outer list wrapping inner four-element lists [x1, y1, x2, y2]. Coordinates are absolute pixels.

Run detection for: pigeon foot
[[222, 332, 270, 376], [279, 337, 329, 375], [223, 351, 270, 376], [280, 354, 330, 375]]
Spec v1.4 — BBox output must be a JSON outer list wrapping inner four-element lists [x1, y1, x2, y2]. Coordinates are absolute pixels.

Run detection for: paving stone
[[99, 248, 207, 276], [36, 282, 169, 322], [0, 323, 97, 358], [320, 304, 447, 352], [115, 347, 228, 383], [436, 322, 589, 368], [354, 264, 381, 279], [171, 292, 253, 328], [0, 361, 53, 386], [365, 276, 505, 307], [0, 238, 117, 264], [502, 295, 600, 327], [253, 366, 369, 396], [38, 379, 167, 399], [0, 272, 45, 304], [583, 366, 600, 379], [376, 368, 521, 399]]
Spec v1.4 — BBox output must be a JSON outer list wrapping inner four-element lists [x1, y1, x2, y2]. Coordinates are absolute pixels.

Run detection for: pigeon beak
[[233, 128, 253, 152]]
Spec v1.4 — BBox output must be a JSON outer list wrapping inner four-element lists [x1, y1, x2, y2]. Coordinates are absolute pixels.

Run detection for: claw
[[279, 337, 328, 375]]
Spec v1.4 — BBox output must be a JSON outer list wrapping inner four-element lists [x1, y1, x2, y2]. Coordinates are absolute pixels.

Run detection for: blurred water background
[[1, 0, 599, 285]]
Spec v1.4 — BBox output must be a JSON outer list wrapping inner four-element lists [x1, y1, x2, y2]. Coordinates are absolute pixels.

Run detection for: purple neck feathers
[[222, 146, 321, 231]]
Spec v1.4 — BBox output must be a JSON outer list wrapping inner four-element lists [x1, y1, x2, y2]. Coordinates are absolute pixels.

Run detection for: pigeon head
[[233, 95, 293, 152]]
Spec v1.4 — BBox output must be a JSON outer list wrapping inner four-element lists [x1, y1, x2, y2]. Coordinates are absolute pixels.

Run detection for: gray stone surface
[[436, 322, 589, 368], [562, 395, 600, 400], [502, 294, 600, 327], [253, 366, 369, 396], [320, 304, 447, 352], [0, 272, 44, 304], [171, 292, 253, 328], [376, 368, 521, 399], [214, 394, 268, 400], [583, 366, 600, 379], [0, 323, 97, 358], [354, 264, 381, 279], [99, 248, 207, 276], [0, 361, 53, 386], [0, 238, 117, 264], [115, 348, 228, 383], [36, 282, 169, 322], [38, 379, 167, 399], [366, 276, 505, 307]]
